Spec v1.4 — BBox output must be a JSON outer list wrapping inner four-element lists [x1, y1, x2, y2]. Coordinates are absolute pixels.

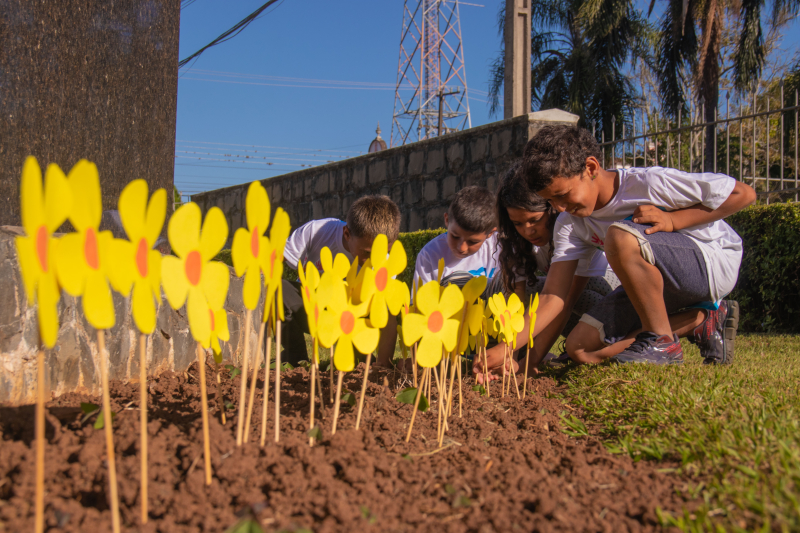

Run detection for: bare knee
[[604, 226, 640, 261], [565, 322, 604, 364]]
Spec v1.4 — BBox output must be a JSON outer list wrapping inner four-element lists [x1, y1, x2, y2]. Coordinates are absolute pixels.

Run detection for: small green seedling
[[396, 387, 429, 412], [225, 518, 264, 533], [80, 402, 116, 429], [225, 365, 241, 379], [341, 392, 356, 407], [560, 414, 589, 437], [269, 361, 294, 372], [471, 384, 487, 396], [308, 426, 322, 442]]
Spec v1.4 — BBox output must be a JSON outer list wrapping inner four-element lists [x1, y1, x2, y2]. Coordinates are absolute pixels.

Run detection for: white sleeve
[[413, 248, 435, 289], [550, 214, 596, 265], [282, 220, 316, 270], [643, 168, 736, 211], [575, 250, 608, 277]]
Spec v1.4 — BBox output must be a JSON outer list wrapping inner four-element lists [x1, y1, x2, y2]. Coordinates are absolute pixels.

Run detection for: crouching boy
[[281, 195, 402, 367]]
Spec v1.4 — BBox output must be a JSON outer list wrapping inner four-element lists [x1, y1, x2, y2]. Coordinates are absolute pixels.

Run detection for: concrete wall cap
[[528, 109, 580, 124]]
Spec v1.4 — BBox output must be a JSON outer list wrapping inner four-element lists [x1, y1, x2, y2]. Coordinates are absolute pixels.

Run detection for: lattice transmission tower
[[390, 0, 471, 147]]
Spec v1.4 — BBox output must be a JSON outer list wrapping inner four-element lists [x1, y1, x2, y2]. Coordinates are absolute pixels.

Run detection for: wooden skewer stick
[[405, 368, 428, 442], [259, 324, 273, 446], [34, 345, 45, 533], [331, 370, 344, 435], [216, 364, 226, 425], [139, 334, 149, 524], [355, 350, 374, 430], [481, 335, 490, 398], [522, 341, 531, 397], [446, 351, 457, 418], [97, 330, 121, 533], [243, 321, 266, 443], [273, 320, 283, 443], [456, 352, 463, 418], [195, 343, 213, 485], [501, 343, 507, 398], [329, 343, 335, 403], [510, 346, 521, 399], [411, 343, 418, 388], [235, 309, 252, 446], [309, 339, 318, 445]]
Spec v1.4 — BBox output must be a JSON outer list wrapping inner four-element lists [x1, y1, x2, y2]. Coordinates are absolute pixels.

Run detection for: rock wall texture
[[0, 227, 262, 406], [0, 0, 179, 227], [192, 110, 579, 235]]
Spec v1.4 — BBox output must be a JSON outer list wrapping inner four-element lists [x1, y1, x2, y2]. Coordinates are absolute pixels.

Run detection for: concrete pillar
[[504, 0, 531, 119]]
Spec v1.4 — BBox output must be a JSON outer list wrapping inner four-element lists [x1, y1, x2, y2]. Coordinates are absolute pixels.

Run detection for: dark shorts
[[580, 220, 713, 345]]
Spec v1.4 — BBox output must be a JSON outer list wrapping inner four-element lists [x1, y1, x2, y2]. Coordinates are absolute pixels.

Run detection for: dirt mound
[[0, 361, 686, 532]]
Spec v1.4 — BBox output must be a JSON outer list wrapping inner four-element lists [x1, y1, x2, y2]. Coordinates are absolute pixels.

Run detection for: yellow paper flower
[[317, 278, 379, 372], [297, 261, 321, 340], [15, 157, 72, 347], [107, 180, 166, 334], [161, 203, 230, 344], [55, 160, 116, 330], [528, 293, 539, 345], [402, 280, 464, 368], [231, 181, 270, 310], [360, 235, 407, 328], [489, 293, 524, 347], [209, 306, 230, 362], [457, 276, 487, 353], [261, 208, 290, 323]]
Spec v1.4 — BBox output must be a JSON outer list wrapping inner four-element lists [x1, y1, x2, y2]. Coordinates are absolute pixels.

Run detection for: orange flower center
[[209, 309, 216, 331], [314, 304, 319, 324], [428, 310, 443, 333], [84, 228, 99, 270], [375, 267, 388, 291], [185, 250, 202, 286], [269, 249, 277, 277], [340, 310, 355, 335], [304, 286, 311, 300], [251, 226, 260, 257], [136, 238, 148, 277], [35, 225, 48, 272], [500, 312, 507, 327]]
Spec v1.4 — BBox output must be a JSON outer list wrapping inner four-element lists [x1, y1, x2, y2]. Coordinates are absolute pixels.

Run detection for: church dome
[[368, 123, 387, 153]]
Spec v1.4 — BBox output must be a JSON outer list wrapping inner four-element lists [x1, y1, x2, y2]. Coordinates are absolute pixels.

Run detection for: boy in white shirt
[[281, 195, 402, 367], [508, 125, 756, 365], [414, 186, 503, 297]]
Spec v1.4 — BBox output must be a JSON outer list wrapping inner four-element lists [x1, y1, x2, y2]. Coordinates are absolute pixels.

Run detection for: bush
[[727, 203, 800, 333], [397, 228, 446, 287]]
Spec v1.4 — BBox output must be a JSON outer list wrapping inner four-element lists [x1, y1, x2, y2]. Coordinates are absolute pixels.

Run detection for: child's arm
[[633, 181, 756, 235], [376, 314, 398, 367]]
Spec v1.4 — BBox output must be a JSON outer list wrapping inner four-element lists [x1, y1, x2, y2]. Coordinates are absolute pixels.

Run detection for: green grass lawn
[[545, 334, 800, 532]]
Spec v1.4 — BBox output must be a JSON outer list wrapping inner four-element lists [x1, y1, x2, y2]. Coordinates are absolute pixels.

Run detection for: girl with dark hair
[[476, 162, 620, 380]]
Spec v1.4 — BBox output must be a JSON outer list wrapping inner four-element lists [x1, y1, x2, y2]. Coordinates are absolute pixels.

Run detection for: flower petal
[[384, 279, 408, 315], [507, 293, 523, 315], [462, 276, 487, 305], [333, 337, 355, 372], [441, 319, 460, 352], [67, 160, 102, 232], [43, 163, 71, 233], [242, 266, 262, 310], [83, 270, 115, 329], [246, 181, 270, 235], [38, 272, 60, 348], [386, 239, 407, 276], [168, 203, 201, 258], [401, 312, 426, 346], [231, 227, 251, 277], [199, 207, 228, 262], [20, 157, 45, 235], [55, 232, 88, 297], [107, 238, 135, 296], [15, 235, 38, 302], [147, 250, 162, 300], [202, 261, 230, 310], [370, 234, 388, 268], [215, 308, 230, 342], [187, 287, 211, 344], [118, 179, 147, 240], [320, 246, 332, 273], [318, 309, 340, 348], [160, 255, 189, 309], [132, 278, 157, 334], [368, 293, 388, 328], [353, 322, 380, 355], [438, 284, 465, 319], [269, 208, 291, 254], [145, 188, 167, 246], [416, 333, 443, 368], [415, 280, 440, 316]]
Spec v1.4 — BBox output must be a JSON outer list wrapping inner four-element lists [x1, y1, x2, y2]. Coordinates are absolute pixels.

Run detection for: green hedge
[[213, 205, 800, 333], [727, 203, 800, 333]]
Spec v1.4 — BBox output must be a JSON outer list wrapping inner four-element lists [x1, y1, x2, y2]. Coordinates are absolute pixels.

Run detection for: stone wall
[[0, 227, 262, 406], [0, 0, 180, 227], [192, 110, 579, 235]]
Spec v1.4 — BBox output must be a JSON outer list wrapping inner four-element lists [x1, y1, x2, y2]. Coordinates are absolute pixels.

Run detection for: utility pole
[[504, 0, 531, 118]]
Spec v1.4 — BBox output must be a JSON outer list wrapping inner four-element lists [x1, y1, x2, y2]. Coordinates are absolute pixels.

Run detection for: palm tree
[[488, 0, 654, 138]]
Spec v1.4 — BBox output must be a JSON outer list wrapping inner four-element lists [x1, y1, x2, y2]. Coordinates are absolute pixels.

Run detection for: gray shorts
[[580, 220, 713, 345]]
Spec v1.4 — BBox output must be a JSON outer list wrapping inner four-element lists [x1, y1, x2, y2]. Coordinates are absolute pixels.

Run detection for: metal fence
[[592, 81, 800, 204]]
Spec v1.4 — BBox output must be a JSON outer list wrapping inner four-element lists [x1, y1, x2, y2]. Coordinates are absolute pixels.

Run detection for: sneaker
[[688, 300, 739, 365], [611, 332, 684, 365]]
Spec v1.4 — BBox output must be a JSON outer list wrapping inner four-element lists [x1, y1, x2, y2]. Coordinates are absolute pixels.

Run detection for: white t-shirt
[[551, 166, 742, 302], [414, 232, 504, 296], [530, 242, 612, 278], [283, 218, 353, 271]]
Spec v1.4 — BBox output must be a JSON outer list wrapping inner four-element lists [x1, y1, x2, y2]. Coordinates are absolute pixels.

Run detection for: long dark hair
[[496, 161, 558, 294]]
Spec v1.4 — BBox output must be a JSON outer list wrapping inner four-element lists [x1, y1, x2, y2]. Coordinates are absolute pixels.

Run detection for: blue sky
[[175, 0, 800, 199]]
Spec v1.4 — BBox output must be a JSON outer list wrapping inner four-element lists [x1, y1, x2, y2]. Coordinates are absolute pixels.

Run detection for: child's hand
[[632, 205, 675, 234]]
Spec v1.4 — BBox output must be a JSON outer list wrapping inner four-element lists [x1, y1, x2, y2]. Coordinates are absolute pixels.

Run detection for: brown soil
[[0, 359, 686, 532]]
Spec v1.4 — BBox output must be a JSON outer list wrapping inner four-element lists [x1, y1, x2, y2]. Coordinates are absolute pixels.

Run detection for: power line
[[178, 0, 284, 68], [176, 139, 365, 153]]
